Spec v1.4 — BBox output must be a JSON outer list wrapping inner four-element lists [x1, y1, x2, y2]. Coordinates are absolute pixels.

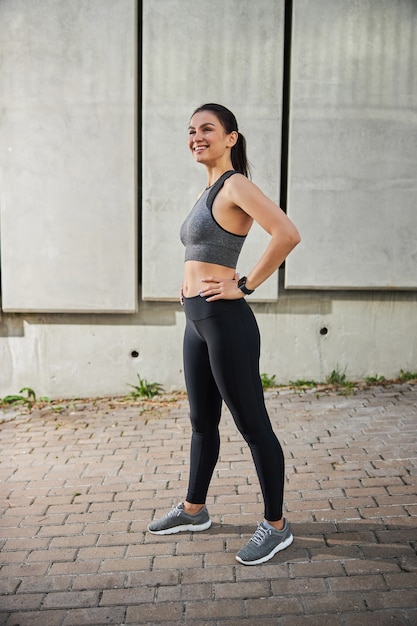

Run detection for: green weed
[[260, 373, 276, 389], [398, 369, 417, 381], [127, 374, 164, 399], [365, 375, 386, 384], [289, 379, 318, 388], [327, 367, 347, 386], [326, 367, 354, 394], [1, 387, 36, 408]]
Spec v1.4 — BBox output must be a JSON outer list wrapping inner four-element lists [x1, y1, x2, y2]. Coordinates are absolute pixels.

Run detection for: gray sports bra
[[180, 171, 246, 268]]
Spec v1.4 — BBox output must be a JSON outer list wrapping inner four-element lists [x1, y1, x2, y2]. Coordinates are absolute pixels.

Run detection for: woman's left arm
[[230, 176, 301, 291], [200, 175, 301, 302], [201, 175, 301, 301]]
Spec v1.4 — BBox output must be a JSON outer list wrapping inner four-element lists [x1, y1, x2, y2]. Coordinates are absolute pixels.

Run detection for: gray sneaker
[[148, 502, 212, 535], [236, 519, 293, 565]]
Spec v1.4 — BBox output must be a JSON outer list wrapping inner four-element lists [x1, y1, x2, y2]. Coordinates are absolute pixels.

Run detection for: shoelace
[[250, 524, 270, 546], [164, 506, 181, 520]]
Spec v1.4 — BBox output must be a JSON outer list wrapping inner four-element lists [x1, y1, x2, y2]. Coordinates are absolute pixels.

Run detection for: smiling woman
[[188, 103, 251, 179], [181, 103, 300, 300], [148, 103, 301, 566]]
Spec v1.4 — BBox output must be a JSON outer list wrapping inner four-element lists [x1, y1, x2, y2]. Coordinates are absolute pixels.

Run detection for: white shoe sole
[[148, 518, 212, 535], [235, 533, 294, 565]]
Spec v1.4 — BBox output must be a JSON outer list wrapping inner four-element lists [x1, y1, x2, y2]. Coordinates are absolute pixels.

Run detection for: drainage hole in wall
[[320, 327, 328, 336], [131, 350, 139, 358]]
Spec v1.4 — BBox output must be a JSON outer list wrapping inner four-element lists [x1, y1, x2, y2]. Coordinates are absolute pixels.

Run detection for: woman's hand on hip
[[198, 275, 245, 301]]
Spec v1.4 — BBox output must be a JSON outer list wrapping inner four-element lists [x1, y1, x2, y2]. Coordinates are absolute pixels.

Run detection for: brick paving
[[0, 383, 416, 625]]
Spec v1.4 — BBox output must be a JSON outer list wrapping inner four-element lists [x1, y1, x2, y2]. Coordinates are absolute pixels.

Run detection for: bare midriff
[[182, 260, 236, 298]]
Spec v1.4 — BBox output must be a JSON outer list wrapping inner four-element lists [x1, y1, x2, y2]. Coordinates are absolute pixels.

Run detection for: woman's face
[[188, 110, 236, 164]]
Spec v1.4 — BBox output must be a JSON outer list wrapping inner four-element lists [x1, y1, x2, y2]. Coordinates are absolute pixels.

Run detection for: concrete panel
[[142, 0, 284, 301], [1, 289, 416, 399], [0, 0, 137, 312], [286, 0, 417, 289]]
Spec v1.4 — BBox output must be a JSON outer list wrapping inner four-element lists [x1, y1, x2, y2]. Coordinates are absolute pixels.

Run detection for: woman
[[148, 103, 301, 565]]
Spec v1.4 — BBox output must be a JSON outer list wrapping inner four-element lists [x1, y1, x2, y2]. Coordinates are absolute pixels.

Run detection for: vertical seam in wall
[[138, 0, 143, 290], [279, 0, 293, 215]]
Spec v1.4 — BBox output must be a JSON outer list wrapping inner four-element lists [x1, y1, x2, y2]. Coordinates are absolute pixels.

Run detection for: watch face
[[237, 276, 253, 294]]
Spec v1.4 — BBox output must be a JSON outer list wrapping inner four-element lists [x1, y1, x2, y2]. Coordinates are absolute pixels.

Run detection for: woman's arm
[[200, 175, 301, 301]]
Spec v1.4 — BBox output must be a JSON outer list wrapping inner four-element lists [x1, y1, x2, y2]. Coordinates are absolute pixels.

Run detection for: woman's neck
[[205, 162, 234, 187]]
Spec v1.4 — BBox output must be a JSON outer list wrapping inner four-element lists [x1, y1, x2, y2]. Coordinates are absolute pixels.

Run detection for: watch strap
[[237, 276, 254, 295]]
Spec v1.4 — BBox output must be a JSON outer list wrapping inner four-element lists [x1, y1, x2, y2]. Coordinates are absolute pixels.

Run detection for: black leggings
[[183, 295, 284, 521]]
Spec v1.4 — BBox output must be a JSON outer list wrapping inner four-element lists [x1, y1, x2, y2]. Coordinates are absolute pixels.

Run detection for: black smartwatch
[[237, 276, 255, 295]]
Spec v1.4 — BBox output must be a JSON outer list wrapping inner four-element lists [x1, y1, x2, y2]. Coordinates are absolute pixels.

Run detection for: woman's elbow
[[287, 226, 301, 250]]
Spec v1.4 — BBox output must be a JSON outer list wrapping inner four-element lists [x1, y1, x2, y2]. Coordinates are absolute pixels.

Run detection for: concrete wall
[[142, 0, 284, 301], [286, 0, 417, 289], [1, 289, 416, 399], [0, 0, 416, 400], [0, 0, 137, 313]]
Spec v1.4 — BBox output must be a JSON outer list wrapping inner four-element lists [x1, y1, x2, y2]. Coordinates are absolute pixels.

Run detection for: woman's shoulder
[[225, 172, 262, 199], [226, 171, 254, 191]]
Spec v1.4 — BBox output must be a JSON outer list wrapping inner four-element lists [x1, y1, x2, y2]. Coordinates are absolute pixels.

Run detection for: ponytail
[[231, 132, 251, 179], [191, 103, 251, 178]]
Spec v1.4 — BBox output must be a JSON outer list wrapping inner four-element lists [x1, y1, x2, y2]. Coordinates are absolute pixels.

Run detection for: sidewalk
[[0, 383, 416, 626]]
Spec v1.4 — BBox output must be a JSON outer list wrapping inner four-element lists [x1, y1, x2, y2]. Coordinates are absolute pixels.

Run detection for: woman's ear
[[228, 130, 239, 148]]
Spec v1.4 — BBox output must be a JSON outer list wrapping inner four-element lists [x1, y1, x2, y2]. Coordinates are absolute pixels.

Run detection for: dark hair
[[191, 103, 251, 178]]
